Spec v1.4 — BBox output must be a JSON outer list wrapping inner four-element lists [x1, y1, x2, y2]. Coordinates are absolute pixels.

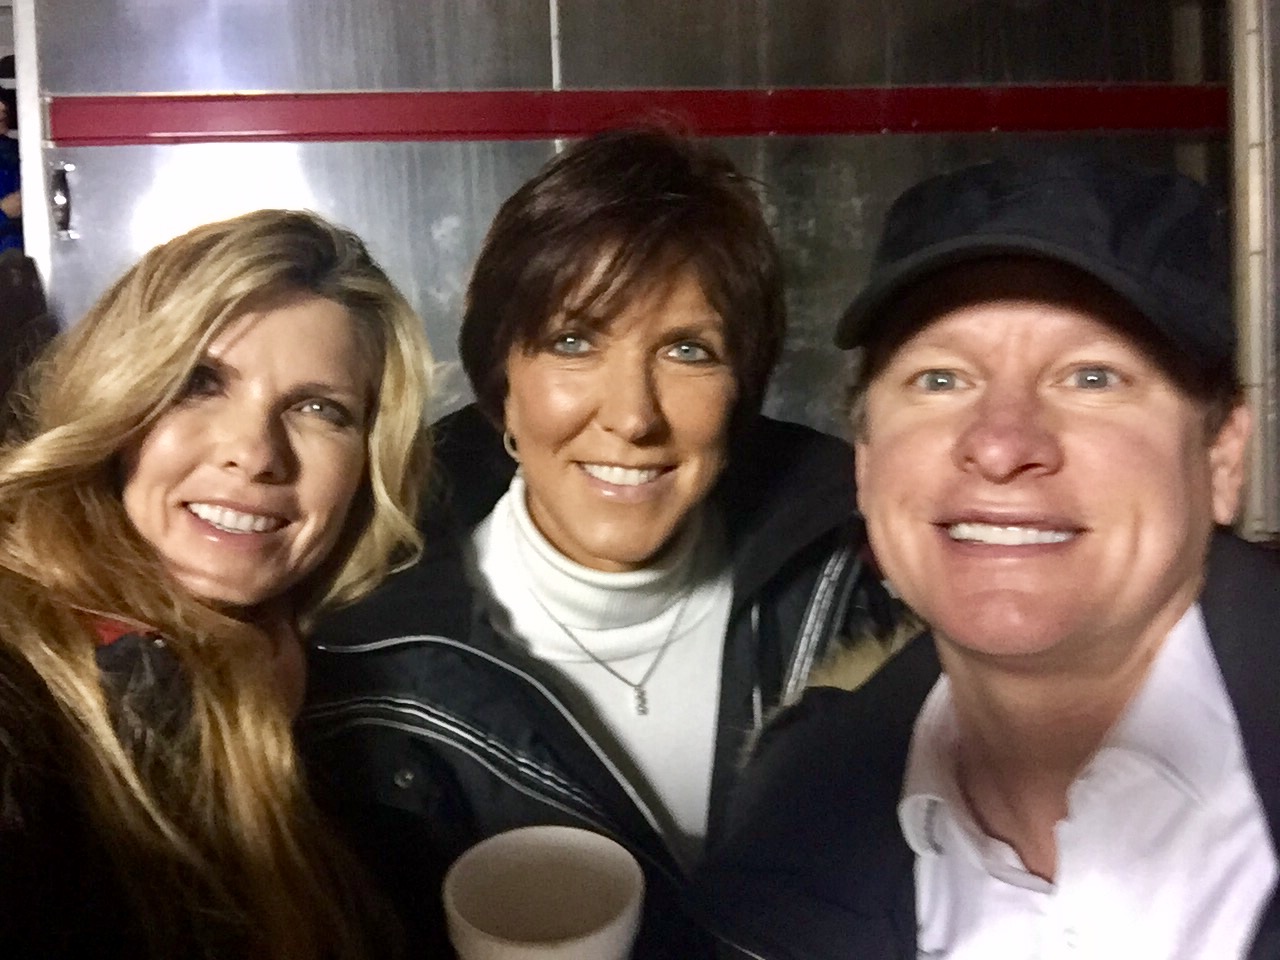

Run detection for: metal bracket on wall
[[48, 160, 76, 239]]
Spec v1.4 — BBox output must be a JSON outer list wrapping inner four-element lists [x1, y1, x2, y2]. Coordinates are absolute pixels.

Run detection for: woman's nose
[[217, 410, 294, 481], [597, 356, 664, 442], [952, 385, 1063, 482]]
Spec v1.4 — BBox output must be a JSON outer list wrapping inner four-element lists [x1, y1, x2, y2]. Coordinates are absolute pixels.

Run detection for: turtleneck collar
[[506, 473, 705, 630]]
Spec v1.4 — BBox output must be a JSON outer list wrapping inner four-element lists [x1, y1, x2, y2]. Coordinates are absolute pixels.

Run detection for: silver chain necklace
[[524, 585, 694, 716]]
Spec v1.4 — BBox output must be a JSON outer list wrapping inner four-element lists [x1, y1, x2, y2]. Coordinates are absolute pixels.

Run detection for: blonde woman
[[0, 210, 433, 959]]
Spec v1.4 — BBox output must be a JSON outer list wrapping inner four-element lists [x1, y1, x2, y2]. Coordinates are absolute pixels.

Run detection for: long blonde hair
[[0, 210, 433, 958]]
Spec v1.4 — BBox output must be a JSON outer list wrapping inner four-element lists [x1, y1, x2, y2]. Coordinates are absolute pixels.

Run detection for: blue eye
[[550, 333, 592, 356], [1070, 366, 1120, 389], [915, 370, 959, 391], [667, 341, 713, 363], [297, 398, 356, 428]]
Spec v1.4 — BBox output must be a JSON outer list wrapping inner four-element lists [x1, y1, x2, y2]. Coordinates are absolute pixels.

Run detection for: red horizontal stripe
[[48, 85, 1229, 146]]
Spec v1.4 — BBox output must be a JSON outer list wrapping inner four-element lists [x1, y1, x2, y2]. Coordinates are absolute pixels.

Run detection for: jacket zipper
[[781, 542, 859, 703]]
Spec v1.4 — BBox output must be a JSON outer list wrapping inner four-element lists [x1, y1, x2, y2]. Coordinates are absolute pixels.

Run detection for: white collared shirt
[[899, 605, 1277, 959]]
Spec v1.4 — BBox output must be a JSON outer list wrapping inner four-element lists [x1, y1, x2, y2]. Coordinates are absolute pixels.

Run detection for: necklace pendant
[[634, 686, 649, 716]]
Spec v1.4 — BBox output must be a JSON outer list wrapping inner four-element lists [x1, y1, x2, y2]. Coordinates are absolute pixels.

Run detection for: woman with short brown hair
[[303, 129, 897, 958]]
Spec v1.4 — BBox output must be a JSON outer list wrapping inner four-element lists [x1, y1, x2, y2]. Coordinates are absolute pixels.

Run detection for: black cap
[[835, 154, 1234, 369]]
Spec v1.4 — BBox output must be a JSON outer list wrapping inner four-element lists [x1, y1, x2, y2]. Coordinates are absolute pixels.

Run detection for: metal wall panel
[[559, 1, 773, 88], [874, 0, 1176, 83], [25, 0, 1237, 450], [559, 0, 1214, 87], [41, 140, 553, 419], [40, 132, 1220, 436], [36, 0, 550, 94], [718, 134, 1222, 435]]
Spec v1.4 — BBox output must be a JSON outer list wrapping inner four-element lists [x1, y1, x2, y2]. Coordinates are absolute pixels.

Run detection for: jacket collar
[[1201, 531, 1280, 820], [1199, 531, 1280, 958], [715, 415, 860, 610]]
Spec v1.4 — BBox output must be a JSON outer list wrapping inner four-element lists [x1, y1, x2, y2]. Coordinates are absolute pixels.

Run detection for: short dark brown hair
[[459, 127, 785, 424]]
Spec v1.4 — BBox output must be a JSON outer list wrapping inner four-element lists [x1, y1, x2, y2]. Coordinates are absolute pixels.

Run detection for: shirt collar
[[899, 673, 967, 856], [898, 603, 1237, 855], [1101, 603, 1235, 804]]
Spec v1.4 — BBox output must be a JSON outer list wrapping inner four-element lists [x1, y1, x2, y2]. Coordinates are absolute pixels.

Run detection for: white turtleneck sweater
[[467, 475, 733, 868]]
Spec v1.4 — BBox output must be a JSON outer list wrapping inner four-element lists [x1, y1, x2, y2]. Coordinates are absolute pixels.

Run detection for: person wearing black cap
[[693, 154, 1280, 959]]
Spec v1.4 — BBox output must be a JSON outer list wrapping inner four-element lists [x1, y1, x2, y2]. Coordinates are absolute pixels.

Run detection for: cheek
[[856, 459, 906, 570], [685, 404, 733, 464], [296, 433, 369, 544], [854, 428, 947, 587], [119, 419, 187, 528], [505, 369, 590, 449], [673, 374, 737, 458], [321, 447, 368, 526], [1073, 420, 1200, 516], [857, 431, 921, 513]]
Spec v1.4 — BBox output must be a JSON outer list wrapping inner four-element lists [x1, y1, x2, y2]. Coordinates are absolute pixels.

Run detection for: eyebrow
[[199, 354, 365, 401], [286, 380, 365, 400], [661, 320, 726, 341]]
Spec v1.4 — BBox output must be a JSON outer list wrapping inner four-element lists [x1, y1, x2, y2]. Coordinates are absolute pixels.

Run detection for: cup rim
[[442, 825, 645, 950]]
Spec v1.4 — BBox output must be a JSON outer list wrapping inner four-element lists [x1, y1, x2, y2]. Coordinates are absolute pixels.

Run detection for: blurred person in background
[[0, 85, 21, 255]]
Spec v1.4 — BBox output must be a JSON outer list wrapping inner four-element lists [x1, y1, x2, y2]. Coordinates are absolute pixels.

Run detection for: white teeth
[[581, 463, 663, 486], [187, 502, 284, 534], [948, 523, 1074, 546]]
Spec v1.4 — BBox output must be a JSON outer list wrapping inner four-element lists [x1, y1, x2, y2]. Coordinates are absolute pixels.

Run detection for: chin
[[940, 629, 1067, 664], [178, 574, 279, 611], [929, 599, 1079, 663], [585, 551, 659, 573], [578, 528, 677, 570], [578, 543, 665, 573]]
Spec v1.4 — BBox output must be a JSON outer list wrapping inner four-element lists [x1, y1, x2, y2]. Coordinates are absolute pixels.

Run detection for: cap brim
[[834, 233, 1174, 350]]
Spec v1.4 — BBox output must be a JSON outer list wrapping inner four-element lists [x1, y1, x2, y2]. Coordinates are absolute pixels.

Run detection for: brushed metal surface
[[35, 132, 1218, 440], [559, 0, 1216, 88], [721, 134, 1224, 435], [1232, 0, 1279, 538], [39, 140, 553, 422], [52, 133, 1218, 437], [25, 0, 1237, 444], [36, 0, 550, 94], [42, 134, 1222, 438]]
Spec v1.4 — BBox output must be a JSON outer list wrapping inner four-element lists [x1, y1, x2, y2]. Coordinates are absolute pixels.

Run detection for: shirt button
[[1063, 926, 1077, 950], [393, 768, 415, 789]]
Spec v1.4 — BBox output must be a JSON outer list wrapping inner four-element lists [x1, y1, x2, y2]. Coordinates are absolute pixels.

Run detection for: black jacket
[[299, 404, 895, 958], [693, 532, 1280, 960], [0, 632, 213, 959], [1, 629, 404, 960]]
